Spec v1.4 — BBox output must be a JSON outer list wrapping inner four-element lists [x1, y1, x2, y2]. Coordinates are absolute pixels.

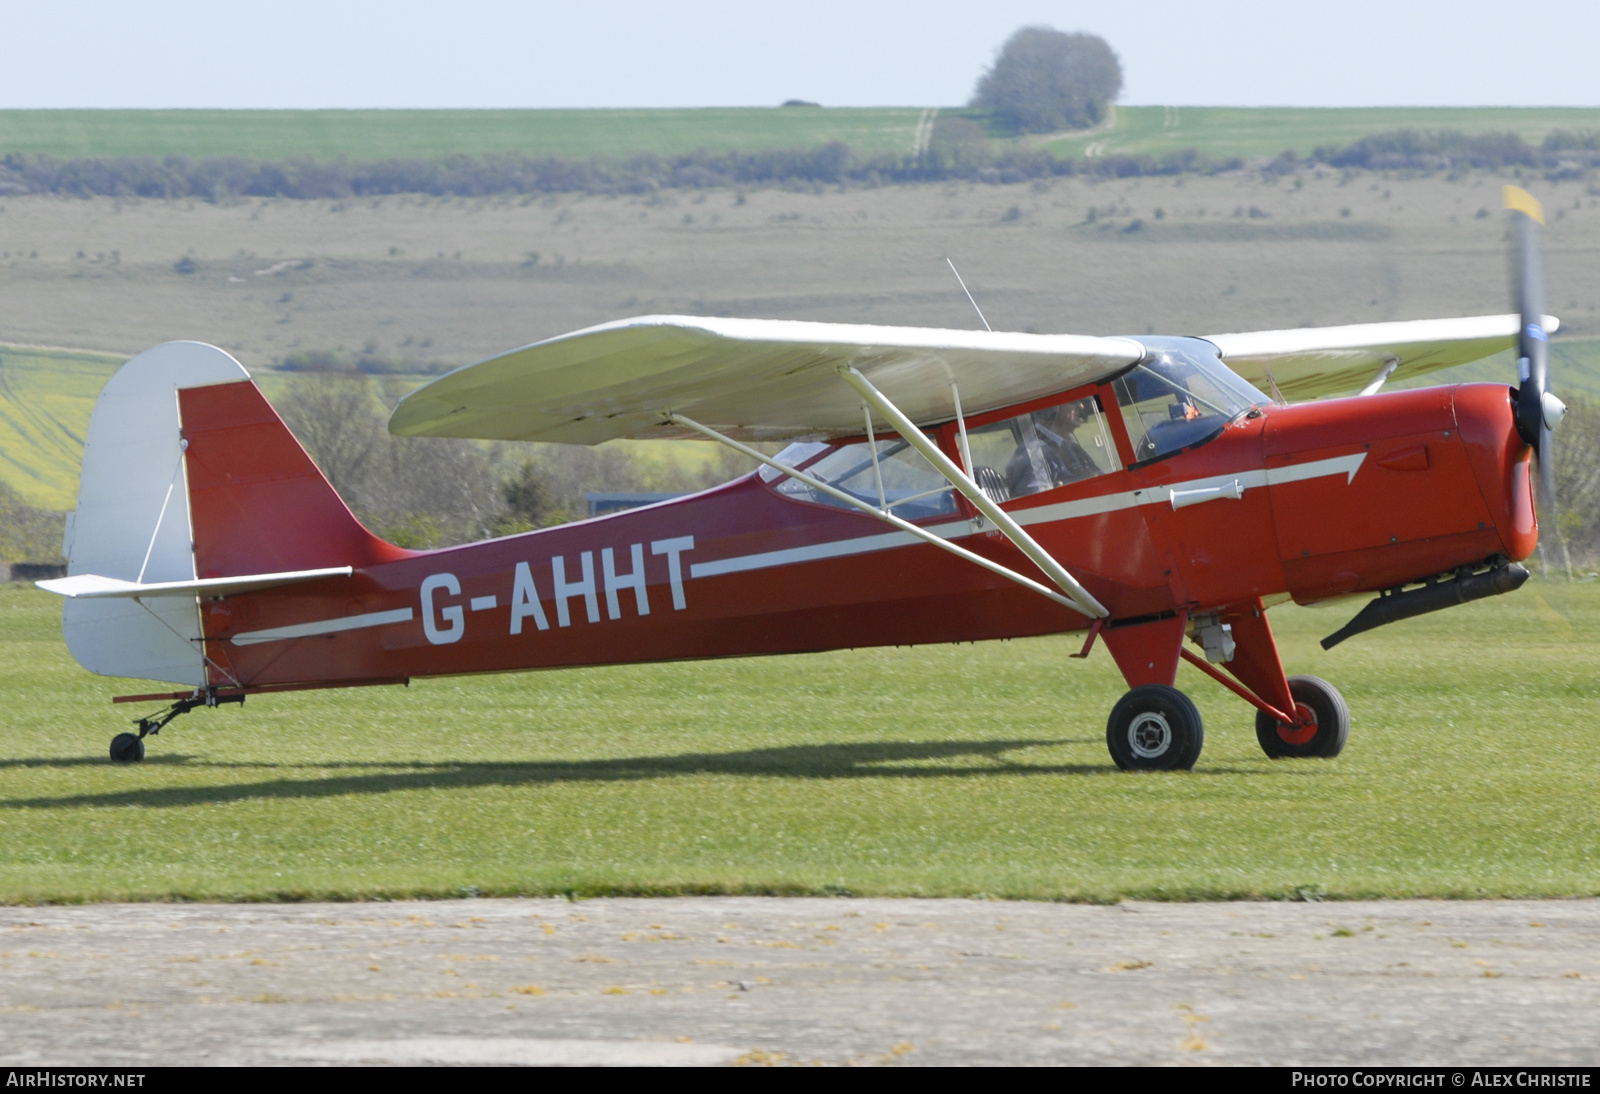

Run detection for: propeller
[[1505, 184, 1565, 509]]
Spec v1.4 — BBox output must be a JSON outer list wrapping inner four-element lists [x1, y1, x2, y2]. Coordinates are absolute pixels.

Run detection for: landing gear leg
[[1106, 684, 1204, 771], [109, 688, 245, 763]]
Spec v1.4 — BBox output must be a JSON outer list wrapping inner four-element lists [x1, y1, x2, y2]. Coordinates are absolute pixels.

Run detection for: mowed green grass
[[2, 579, 1597, 904], [1038, 105, 1600, 160], [0, 108, 927, 161]]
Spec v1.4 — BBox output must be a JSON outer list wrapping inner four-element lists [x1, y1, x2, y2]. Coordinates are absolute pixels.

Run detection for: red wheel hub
[[1275, 702, 1318, 746]]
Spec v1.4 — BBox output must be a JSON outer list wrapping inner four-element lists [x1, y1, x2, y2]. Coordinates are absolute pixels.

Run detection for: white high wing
[[389, 312, 1553, 444], [1207, 313, 1559, 402], [388, 316, 1146, 444], [388, 311, 1549, 629]]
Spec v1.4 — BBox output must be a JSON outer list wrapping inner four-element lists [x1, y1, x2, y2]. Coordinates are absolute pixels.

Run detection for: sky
[[4, 0, 1598, 110]]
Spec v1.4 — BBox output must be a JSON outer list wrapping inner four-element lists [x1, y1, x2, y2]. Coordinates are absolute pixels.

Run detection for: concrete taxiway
[[2, 897, 1596, 1066]]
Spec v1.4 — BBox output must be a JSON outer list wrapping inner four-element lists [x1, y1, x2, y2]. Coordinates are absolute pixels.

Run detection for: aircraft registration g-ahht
[[41, 187, 1567, 770]]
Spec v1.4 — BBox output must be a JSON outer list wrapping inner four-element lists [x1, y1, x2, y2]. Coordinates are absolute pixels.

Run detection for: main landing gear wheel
[[109, 733, 145, 763], [1107, 684, 1204, 771], [1256, 675, 1350, 759]]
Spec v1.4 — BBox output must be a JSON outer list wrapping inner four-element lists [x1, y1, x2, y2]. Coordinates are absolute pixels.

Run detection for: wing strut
[[667, 413, 1091, 614], [838, 367, 1109, 620], [950, 381, 974, 473], [1357, 356, 1400, 397]]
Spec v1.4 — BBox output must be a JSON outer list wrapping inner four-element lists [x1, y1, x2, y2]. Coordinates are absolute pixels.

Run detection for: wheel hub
[[1127, 711, 1172, 758], [1275, 702, 1319, 746]]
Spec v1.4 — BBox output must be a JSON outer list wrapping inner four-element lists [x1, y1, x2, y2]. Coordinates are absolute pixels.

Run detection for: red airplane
[[41, 187, 1566, 770]]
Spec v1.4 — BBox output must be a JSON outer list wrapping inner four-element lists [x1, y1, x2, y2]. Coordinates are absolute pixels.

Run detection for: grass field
[[4, 106, 1599, 165], [4, 112, 1598, 906], [1036, 106, 1600, 160], [0, 108, 929, 161], [1, 579, 1596, 905]]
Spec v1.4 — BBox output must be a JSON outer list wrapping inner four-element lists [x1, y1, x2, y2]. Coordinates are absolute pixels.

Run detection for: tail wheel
[[109, 733, 145, 764], [1256, 675, 1349, 759], [1107, 684, 1204, 771]]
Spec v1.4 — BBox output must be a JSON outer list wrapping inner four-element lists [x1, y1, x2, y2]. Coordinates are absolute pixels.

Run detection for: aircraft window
[[758, 441, 830, 482], [1111, 343, 1266, 464], [964, 395, 1120, 503], [774, 436, 957, 519]]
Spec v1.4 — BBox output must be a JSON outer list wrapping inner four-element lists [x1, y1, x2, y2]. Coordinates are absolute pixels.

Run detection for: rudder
[[180, 379, 405, 578]]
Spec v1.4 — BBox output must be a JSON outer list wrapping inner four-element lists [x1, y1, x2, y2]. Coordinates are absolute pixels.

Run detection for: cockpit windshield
[[1111, 337, 1267, 464]]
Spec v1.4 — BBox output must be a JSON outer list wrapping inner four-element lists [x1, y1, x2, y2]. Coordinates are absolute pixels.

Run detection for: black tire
[[1106, 684, 1204, 771], [1256, 675, 1349, 759], [109, 733, 145, 764]]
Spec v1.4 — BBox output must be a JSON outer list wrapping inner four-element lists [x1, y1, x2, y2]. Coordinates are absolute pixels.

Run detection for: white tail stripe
[[232, 607, 414, 646]]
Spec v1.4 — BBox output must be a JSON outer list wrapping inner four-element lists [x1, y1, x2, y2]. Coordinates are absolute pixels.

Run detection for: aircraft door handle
[[1169, 481, 1245, 510]]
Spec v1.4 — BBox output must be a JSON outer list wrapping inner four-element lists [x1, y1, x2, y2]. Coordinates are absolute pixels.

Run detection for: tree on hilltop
[[970, 27, 1122, 134]]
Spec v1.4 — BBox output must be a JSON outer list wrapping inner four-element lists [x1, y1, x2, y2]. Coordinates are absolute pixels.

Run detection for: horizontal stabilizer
[[38, 566, 353, 600]]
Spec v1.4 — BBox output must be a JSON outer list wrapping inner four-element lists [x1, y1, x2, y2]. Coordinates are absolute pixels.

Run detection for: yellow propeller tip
[[1503, 185, 1545, 225]]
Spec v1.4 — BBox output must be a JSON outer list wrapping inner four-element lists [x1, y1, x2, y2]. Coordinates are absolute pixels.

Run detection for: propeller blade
[[1505, 185, 1549, 394], [1505, 186, 1550, 449], [1537, 421, 1556, 514], [1504, 185, 1560, 523]]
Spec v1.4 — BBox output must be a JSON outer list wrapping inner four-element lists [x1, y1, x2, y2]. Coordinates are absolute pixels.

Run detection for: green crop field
[[1, 578, 1597, 905], [0, 108, 930, 161], [0, 345, 737, 512], [0, 346, 113, 509], [1036, 105, 1600, 161], [0, 344, 434, 510], [5, 106, 1600, 165]]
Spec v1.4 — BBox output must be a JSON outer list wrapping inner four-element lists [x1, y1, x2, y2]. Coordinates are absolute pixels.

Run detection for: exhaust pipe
[[1320, 558, 1529, 650]]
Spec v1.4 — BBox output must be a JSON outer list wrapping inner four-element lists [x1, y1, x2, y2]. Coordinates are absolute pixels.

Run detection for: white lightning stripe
[[688, 452, 1366, 580], [1265, 451, 1366, 486], [232, 607, 415, 646], [690, 527, 934, 578]]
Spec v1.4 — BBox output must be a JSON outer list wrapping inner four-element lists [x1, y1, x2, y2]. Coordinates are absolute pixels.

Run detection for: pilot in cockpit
[[1005, 398, 1102, 496]]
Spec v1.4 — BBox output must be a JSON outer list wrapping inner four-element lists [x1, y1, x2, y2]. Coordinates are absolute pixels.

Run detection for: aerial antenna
[[945, 258, 991, 332]]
